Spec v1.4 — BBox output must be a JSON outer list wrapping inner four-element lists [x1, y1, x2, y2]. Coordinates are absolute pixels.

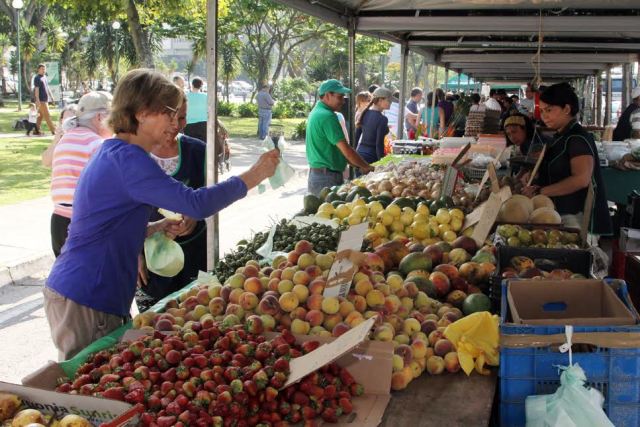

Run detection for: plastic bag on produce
[[255, 222, 287, 263], [525, 364, 613, 427], [443, 311, 499, 376], [144, 231, 184, 277], [262, 136, 295, 189]]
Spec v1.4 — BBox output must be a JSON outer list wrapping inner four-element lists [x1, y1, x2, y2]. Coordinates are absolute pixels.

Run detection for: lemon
[[318, 202, 335, 215], [400, 211, 414, 226], [450, 217, 463, 232], [377, 211, 394, 226], [438, 223, 451, 236], [347, 214, 362, 225], [353, 205, 369, 218], [450, 208, 465, 221], [353, 198, 366, 207], [411, 221, 430, 239], [391, 220, 405, 233], [413, 213, 430, 223], [429, 217, 440, 228], [416, 203, 430, 215], [335, 204, 351, 219], [365, 231, 379, 242], [442, 230, 457, 243], [390, 232, 407, 241], [435, 208, 451, 224], [373, 222, 389, 237], [402, 207, 415, 216], [368, 201, 384, 217], [463, 226, 474, 237], [386, 204, 401, 218]]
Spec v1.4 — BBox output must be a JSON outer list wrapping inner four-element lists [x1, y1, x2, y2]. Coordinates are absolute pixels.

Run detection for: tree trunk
[[126, 0, 154, 68]]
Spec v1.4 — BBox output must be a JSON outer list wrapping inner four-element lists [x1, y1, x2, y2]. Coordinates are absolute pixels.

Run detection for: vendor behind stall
[[613, 86, 640, 141], [523, 82, 612, 235], [43, 69, 280, 360]]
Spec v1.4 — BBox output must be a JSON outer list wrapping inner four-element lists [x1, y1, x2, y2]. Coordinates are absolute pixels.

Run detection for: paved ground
[[0, 136, 309, 383]]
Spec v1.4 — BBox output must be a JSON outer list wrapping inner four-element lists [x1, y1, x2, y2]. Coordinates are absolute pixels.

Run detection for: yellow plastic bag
[[444, 311, 500, 376]]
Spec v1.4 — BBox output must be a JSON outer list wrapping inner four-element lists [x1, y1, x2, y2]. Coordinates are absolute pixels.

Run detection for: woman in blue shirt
[[43, 69, 279, 360], [355, 86, 392, 165], [420, 91, 445, 138]]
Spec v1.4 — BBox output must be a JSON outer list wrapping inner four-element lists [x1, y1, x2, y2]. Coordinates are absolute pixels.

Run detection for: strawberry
[[252, 369, 269, 389], [293, 391, 310, 406], [264, 386, 279, 402], [124, 388, 145, 404], [339, 368, 355, 386], [349, 383, 364, 397], [157, 416, 176, 427], [321, 407, 342, 423], [102, 387, 125, 401], [324, 384, 337, 400], [301, 340, 321, 354], [230, 378, 243, 394], [301, 405, 316, 420], [338, 397, 353, 414], [244, 380, 258, 397], [273, 357, 290, 373]]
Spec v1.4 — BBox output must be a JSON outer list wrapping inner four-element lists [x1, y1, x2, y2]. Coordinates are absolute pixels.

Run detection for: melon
[[498, 197, 531, 223], [529, 207, 562, 225], [531, 194, 555, 210], [509, 194, 534, 214]]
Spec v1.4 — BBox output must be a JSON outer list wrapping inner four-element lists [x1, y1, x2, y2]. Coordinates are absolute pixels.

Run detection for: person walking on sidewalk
[[43, 69, 279, 360], [33, 64, 56, 135], [183, 77, 208, 143], [49, 92, 113, 257], [257, 84, 275, 140], [306, 79, 374, 196]]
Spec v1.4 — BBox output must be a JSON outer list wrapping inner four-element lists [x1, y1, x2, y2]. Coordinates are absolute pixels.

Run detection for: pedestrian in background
[[355, 86, 392, 165], [23, 103, 39, 136], [183, 77, 208, 143], [33, 64, 56, 135], [354, 91, 372, 124], [173, 75, 186, 91], [256, 84, 275, 140]]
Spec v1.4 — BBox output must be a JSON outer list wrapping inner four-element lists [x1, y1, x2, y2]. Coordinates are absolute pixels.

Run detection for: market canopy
[[275, 0, 640, 82]]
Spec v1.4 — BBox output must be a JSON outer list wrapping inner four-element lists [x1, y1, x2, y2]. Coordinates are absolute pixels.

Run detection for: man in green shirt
[[306, 79, 374, 196]]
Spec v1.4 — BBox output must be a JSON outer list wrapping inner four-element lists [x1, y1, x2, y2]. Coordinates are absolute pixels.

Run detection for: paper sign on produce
[[324, 223, 368, 298]]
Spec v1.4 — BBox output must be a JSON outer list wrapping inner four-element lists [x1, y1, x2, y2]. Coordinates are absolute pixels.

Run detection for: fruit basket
[[499, 279, 640, 427]]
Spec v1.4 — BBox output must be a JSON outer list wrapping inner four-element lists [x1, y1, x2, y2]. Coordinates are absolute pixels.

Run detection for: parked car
[[229, 80, 253, 96]]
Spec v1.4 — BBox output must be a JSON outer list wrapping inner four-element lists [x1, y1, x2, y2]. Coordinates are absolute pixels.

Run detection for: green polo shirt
[[305, 101, 347, 171]]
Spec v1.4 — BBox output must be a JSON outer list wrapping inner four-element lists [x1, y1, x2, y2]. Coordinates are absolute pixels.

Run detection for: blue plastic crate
[[499, 279, 640, 427]]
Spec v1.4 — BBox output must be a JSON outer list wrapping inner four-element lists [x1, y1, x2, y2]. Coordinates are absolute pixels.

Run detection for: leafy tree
[[219, 35, 241, 101]]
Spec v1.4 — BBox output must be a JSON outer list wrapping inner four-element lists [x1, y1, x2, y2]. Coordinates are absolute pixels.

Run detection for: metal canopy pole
[[595, 72, 602, 126], [605, 66, 612, 126], [205, 0, 219, 270], [397, 42, 409, 139], [622, 63, 631, 108], [444, 68, 449, 92], [347, 18, 356, 178], [457, 71, 461, 93]]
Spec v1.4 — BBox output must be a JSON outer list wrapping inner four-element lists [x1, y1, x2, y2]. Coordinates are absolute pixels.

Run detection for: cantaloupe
[[529, 207, 562, 224], [531, 194, 555, 210], [509, 194, 534, 215], [498, 197, 531, 223]]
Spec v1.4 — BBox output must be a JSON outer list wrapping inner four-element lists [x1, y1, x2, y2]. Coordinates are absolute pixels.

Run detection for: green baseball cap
[[318, 79, 352, 96]]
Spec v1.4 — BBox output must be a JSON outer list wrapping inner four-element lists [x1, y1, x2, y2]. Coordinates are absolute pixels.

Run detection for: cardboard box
[[507, 279, 636, 326], [23, 318, 394, 427], [0, 381, 139, 426], [620, 227, 640, 252]]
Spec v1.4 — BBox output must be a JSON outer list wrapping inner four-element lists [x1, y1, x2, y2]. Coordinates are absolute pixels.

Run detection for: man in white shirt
[[519, 84, 536, 117], [484, 89, 504, 111]]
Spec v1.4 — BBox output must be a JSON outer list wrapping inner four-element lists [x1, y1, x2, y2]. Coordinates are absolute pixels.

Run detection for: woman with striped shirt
[[49, 91, 113, 256]]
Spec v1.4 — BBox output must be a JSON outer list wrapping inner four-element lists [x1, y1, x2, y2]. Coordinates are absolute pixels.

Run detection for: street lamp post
[[112, 21, 121, 84], [12, 0, 24, 111]]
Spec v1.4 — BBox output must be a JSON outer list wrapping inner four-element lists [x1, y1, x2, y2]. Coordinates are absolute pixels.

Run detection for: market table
[[380, 371, 497, 427], [601, 167, 640, 205]]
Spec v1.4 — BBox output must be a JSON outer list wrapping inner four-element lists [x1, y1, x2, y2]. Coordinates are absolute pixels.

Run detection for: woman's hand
[[522, 185, 540, 197], [137, 253, 148, 288], [146, 218, 182, 238], [176, 216, 198, 237], [239, 149, 280, 190]]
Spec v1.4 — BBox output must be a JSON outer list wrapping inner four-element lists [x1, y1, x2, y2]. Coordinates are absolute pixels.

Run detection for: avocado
[[318, 187, 332, 201], [346, 186, 372, 202], [377, 195, 393, 207], [325, 191, 341, 203], [303, 194, 322, 215], [439, 195, 455, 208], [391, 197, 416, 210]]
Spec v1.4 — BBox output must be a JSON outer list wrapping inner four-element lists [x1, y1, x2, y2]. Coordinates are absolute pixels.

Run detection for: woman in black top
[[523, 83, 612, 235], [355, 86, 391, 165]]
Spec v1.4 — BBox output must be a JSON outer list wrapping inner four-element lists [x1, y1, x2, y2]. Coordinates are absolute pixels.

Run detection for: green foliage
[[217, 100, 236, 117], [237, 102, 258, 118], [272, 78, 312, 103], [272, 100, 310, 119], [292, 119, 307, 140]]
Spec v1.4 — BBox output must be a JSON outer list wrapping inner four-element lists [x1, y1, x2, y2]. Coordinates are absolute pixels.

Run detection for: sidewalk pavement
[[0, 137, 310, 288]]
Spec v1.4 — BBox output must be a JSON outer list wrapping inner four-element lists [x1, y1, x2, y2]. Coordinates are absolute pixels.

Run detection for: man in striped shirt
[[50, 91, 113, 256]]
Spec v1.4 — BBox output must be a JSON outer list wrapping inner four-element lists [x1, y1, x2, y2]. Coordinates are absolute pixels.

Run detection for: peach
[[297, 253, 315, 269], [365, 289, 385, 308], [426, 356, 445, 375], [428, 330, 444, 347], [403, 282, 419, 298], [393, 334, 410, 346], [291, 318, 311, 335], [420, 319, 438, 336], [278, 292, 299, 312], [392, 354, 405, 372], [323, 313, 343, 331], [309, 325, 328, 336], [156, 318, 173, 331], [374, 325, 394, 342], [415, 357, 427, 371], [375, 283, 391, 296], [338, 300, 355, 317], [402, 318, 421, 336], [225, 303, 244, 319], [410, 339, 428, 359], [354, 279, 374, 296], [409, 311, 426, 323], [400, 297, 414, 312], [434, 264, 459, 280], [308, 279, 326, 295], [183, 296, 199, 312], [287, 251, 300, 265], [306, 294, 324, 311], [196, 288, 211, 306], [292, 284, 309, 303], [207, 284, 222, 299], [271, 255, 287, 270], [200, 313, 215, 329], [281, 267, 297, 281], [239, 292, 259, 310], [243, 277, 263, 294], [429, 271, 451, 298], [332, 322, 351, 337], [444, 352, 461, 373], [277, 279, 294, 295], [385, 314, 403, 333], [321, 296, 340, 314], [305, 309, 325, 327], [384, 295, 401, 314], [258, 295, 280, 316], [437, 317, 452, 328], [344, 311, 364, 327], [315, 253, 334, 271], [434, 339, 454, 357], [289, 306, 308, 321], [352, 295, 367, 313], [269, 268, 283, 280], [278, 313, 292, 329], [443, 309, 463, 323], [364, 252, 385, 272], [267, 278, 280, 292], [293, 270, 311, 286], [226, 273, 245, 289], [395, 344, 413, 366], [243, 264, 260, 278], [208, 297, 226, 316], [305, 265, 322, 280], [391, 370, 410, 391], [260, 314, 276, 331], [409, 361, 423, 378], [295, 240, 313, 254]]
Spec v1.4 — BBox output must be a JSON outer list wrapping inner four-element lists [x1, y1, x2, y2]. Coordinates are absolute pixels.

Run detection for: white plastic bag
[[262, 135, 295, 189], [144, 232, 184, 277]]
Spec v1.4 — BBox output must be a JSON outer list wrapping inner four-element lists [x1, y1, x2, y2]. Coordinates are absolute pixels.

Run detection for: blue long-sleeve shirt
[[46, 138, 247, 316], [355, 110, 389, 164]]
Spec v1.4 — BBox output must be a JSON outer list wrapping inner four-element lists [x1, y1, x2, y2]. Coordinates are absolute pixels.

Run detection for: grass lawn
[[219, 116, 305, 140], [0, 101, 60, 134], [0, 136, 52, 205]]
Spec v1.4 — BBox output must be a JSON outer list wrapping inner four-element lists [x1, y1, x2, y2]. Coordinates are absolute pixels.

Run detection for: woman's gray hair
[[62, 109, 108, 133]]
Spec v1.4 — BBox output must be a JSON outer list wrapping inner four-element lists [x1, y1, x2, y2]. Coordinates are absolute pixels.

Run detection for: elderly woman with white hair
[[49, 91, 113, 257]]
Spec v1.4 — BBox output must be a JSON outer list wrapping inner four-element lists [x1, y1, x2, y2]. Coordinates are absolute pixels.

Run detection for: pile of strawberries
[[56, 321, 363, 426]]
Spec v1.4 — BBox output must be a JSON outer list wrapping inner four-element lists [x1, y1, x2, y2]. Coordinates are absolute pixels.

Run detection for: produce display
[[0, 393, 91, 426], [501, 256, 587, 280], [133, 237, 499, 391], [497, 194, 562, 225], [213, 220, 345, 282], [56, 325, 362, 426], [495, 225, 581, 249]]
